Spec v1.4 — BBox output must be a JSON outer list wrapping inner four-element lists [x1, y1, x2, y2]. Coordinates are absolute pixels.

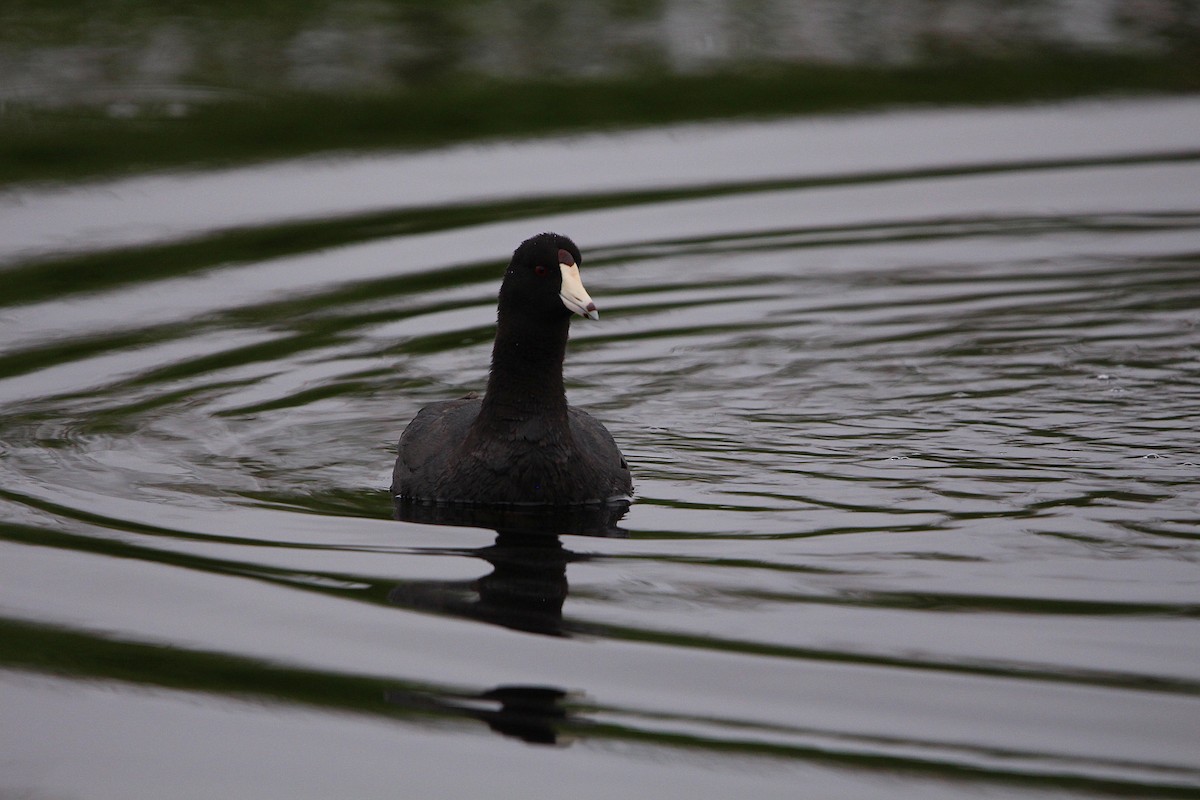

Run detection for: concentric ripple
[[1, 99, 1199, 799]]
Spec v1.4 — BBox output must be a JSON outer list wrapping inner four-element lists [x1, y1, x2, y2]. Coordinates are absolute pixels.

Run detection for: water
[[2, 0, 1179, 106], [2, 98, 1200, 799]]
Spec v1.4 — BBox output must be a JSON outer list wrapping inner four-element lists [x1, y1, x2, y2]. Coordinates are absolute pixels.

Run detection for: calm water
[[2, 98, 1200, 799]]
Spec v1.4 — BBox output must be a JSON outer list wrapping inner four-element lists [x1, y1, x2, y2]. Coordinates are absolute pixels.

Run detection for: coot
[[392, 233, 632, 505]]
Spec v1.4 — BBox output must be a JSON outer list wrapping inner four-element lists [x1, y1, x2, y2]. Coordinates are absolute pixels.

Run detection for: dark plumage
[[392, 233, 633, 506]]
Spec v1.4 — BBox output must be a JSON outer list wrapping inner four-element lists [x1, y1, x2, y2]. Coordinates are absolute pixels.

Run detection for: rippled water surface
[[2, 98, 1200, 799]]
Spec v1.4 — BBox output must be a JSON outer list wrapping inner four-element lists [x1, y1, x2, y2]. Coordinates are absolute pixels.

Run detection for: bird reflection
[[385, 500, 629, 744], [389, 499, 629, 636]]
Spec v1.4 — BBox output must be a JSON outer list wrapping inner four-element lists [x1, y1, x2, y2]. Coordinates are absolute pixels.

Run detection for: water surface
[[2, 98, 1199, 799]]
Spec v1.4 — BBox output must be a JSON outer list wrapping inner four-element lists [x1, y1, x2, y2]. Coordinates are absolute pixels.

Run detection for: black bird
[[392, 233, 632, 506]]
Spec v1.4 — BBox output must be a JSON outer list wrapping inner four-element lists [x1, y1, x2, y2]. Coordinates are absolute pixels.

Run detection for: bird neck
[[479, 311, 571, 422]]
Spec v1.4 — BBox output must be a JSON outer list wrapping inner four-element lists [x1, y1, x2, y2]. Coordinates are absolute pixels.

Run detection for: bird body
[[392, 233, 632, 506]]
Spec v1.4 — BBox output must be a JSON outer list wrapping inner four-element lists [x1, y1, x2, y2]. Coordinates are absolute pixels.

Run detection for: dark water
[[2, 98, 1200, 798]]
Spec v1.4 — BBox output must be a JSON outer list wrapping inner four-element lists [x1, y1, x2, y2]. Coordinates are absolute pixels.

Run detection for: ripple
[[2, 101, 1200, 797]]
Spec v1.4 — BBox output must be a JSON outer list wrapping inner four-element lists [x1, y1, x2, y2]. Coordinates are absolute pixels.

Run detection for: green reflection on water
[[3, 53, 1200, 186], [5, 0, 1200, 184]]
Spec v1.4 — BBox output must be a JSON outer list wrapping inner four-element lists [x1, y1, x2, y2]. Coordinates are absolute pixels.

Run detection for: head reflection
[[384, 684, 579, 746]]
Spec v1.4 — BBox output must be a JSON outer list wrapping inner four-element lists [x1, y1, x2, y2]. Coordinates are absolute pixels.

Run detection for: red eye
[[534, 264, 547, 276]]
